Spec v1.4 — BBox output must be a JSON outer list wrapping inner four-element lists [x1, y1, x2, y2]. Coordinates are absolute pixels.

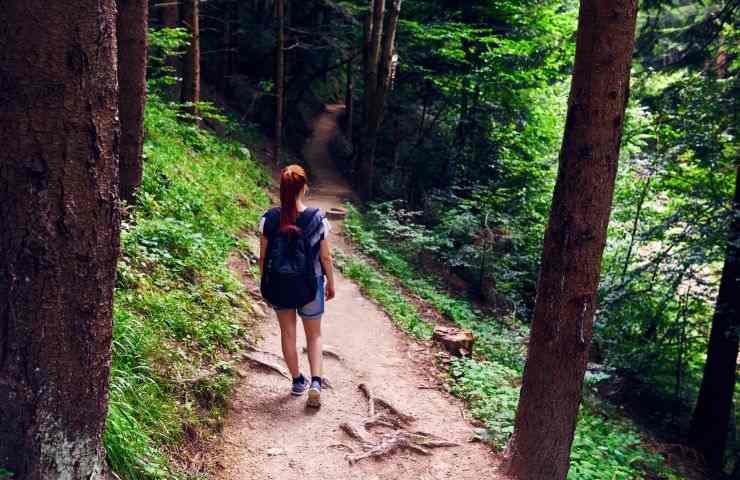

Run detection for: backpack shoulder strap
[[263, 207, 281, 237], [304, 208, 323, 237]]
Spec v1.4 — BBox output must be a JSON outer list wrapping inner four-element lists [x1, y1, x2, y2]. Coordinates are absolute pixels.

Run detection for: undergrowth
[[106, 93, 270, 479], [342, 204, 681, 480]]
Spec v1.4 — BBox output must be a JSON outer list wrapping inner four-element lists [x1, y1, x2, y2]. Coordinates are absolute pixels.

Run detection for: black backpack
[[260, 208, 322, 308]]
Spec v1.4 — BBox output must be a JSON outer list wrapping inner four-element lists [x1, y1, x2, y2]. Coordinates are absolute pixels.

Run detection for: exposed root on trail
[[340, 425, 460, 464], [242, 352, 290, 379], [340, 384, 458, 464], [358, 383, 415, 424]]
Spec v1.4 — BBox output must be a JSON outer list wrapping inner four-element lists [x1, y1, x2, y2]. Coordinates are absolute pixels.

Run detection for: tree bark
[[274, 0, 285, 164], [181, 0, 201, 119], [220, 2, 233, 95], [359, 0, 402, 200], [0, 1, 121, 478], [117, 0, 149, 205], [346, 56, 355, 154], [688, 165, 740, 471], [365, 0, 385, 116], [158, 0, 182, 100], [504, 1, 639, 479]]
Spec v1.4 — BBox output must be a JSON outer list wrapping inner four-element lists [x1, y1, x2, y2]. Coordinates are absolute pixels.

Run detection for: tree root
[[358, 383, 415, 424], [344, 430, 460, 464], [339, 383, 458, 464], [242, 352, 290, 379]]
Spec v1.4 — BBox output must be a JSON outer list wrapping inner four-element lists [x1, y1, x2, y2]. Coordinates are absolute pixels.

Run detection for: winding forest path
[[212, 106, 501, 480]]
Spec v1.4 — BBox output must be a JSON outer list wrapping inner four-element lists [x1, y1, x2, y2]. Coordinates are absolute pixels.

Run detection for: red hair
[[279, 164, 308, 236]]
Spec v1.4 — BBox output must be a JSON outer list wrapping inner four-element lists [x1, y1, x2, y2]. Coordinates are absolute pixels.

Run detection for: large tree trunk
[[0, 1, 121, 478], [181, 0, 201, 118], [504, 1, 639, 479], [359, 0, 402, 200], [118, 0, 149, 205], [158, 0, 182, 100], [688, 165, 740, 471], [274, 0, 285, 164]]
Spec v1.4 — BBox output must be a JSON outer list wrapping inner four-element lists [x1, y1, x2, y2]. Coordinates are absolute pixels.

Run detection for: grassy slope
[[106, 94, 270, 479], [339, 205, 682, 480]]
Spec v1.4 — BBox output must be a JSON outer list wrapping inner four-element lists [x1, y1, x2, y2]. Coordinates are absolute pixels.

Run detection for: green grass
[[106, 93, 270, 479], [343, 204, 682, 480]]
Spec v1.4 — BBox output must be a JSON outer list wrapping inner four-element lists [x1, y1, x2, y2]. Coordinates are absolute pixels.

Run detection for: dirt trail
[[213, 106, 501, 480]]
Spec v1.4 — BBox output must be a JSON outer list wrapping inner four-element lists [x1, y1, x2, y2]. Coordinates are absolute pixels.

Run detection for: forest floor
[[208, 106, 504, 480]]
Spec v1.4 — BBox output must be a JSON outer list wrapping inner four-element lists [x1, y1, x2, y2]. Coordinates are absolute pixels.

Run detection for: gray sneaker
[[291, 375, 309, 396], [307, 379, 321, 408]]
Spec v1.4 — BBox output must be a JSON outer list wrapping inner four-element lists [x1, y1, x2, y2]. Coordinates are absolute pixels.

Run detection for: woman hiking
[[258, 165, 336, 408]]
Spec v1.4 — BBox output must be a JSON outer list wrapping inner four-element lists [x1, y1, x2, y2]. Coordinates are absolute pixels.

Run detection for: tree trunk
[[158, 0, 182, 100], [346, 55, 355, 154], [359, 0, 402, 200], [365, 0, 385, 117], [504, 1, 639, 479], [181, 0, 200, 119], [117, 0, 149, 205], [0, 1, 120, 478], [220, 2, 233, 95], [274, 0, 285, 164], [688, 165, 740, 471]]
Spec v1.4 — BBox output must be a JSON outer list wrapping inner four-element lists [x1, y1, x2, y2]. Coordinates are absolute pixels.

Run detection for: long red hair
[[279, 164, 308, 236]]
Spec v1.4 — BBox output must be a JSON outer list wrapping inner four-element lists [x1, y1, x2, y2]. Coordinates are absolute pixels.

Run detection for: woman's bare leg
[[277, 310, 300, 378], [302, 317, 323, 379]]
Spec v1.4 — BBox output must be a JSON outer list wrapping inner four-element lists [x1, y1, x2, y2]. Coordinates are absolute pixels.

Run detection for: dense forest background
[[158, 0, 738, 475], [0, 0, 737, 479]]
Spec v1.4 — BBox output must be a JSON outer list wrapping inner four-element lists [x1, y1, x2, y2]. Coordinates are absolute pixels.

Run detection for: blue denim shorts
[[272, 276, 325, 320]]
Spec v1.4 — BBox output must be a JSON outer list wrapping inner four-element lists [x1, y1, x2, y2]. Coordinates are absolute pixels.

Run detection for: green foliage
[[106, 94, 269, 479], [0, 469, 13, 479], [148, 27, 190, 93], [596, 61, 738, 416], [344, 206, 682, 480]]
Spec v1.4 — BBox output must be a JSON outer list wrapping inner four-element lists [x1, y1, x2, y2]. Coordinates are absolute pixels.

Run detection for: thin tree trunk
[[181, 0, 200, 119], [688, 165, 740, 472], [359, 0, 402, 200], [620, 176, 652, 283], [159, 0, 182, 100], [376, 0, 402, 120], [0, 1, 121, 478], [220, 2, 233, 95], [346, 55, 355, 154], [504, 1, 639, 479], [274, 0, 285, 164], [365, 0, 385, 118], [356, 11, 373, 176], [118, 0, 149, 205]]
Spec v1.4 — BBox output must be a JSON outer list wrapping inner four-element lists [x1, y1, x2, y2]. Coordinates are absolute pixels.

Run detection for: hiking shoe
[[307, 379, 321, 408], [291, 374, 309, 396]]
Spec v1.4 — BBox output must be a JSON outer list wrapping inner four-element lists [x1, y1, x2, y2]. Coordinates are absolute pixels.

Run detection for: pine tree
[[117, 0, 149, 205], [0, 1, 121, 477], [504, 1, 639, 478], [181, 0, 201, 119]]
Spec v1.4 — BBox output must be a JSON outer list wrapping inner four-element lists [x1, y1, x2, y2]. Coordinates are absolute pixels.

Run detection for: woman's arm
[[259, 234, 268, 275], [319, 237, 335, 300]]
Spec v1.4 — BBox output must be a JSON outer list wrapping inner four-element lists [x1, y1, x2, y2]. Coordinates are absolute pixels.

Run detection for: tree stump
[[432, 326, 474, 356]]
